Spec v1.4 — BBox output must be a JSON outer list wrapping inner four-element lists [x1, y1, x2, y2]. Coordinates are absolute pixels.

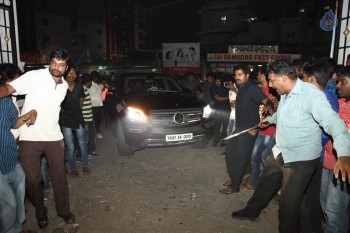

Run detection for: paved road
[[23, 127, 279, 233]]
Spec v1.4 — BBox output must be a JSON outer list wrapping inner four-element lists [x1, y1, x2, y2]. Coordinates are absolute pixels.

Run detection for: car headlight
[[202, 105, 212, 118], [127, 107, 147, 122]]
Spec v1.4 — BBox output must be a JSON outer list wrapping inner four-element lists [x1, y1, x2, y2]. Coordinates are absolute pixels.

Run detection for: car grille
[[149, 108, 202, 126]]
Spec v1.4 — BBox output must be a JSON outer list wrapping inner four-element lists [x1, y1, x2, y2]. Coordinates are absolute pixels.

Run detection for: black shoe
[[231, 209, 259, 222], [58, 212, 76, 224], [37, 206, 49, 229]]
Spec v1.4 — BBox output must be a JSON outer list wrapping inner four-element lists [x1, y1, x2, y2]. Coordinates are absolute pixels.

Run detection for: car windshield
[[124, 75, 183, 93]]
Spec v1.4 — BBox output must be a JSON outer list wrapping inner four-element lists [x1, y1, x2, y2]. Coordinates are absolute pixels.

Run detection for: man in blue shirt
[[203, 73, 215, 106], [210, 76, 230, 146], [231, 60, 350, 233], [0, 84, 37, 233]]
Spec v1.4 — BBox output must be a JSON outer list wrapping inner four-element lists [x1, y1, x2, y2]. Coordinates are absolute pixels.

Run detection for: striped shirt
[[0, 97, 19, 174], [82, 86, 93, 122]]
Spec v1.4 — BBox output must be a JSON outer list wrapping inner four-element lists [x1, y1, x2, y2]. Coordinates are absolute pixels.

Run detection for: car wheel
[[116, 120, 135, 156]]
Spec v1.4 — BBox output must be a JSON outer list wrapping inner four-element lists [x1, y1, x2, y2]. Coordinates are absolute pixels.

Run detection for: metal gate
[[0, 0, 17, 65]]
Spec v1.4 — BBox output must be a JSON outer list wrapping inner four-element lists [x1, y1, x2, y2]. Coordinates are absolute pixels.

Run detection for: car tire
[[116, 120, 135, 156]]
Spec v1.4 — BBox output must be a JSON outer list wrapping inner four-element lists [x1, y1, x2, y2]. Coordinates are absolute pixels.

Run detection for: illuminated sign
[[207, 53, 301, 62], [228, 45, 279, 54]]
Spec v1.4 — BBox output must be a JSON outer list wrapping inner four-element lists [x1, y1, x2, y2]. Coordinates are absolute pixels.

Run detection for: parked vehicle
[[104, 72, 213, 156]]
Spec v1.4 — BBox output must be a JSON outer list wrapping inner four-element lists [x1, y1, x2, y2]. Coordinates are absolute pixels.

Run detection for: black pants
[[92, 106, 103, 133], [225, 132, 258, 190], [244, 154, 320, 233], [301, 161, 324, 233], [19, 140, 71, 219]]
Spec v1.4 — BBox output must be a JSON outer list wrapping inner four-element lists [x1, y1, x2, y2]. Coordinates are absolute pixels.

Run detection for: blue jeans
[[227, 119, 235, 136], [62, 124, 88, 170], [0, 164, 25, 233], [212, 109, 230, 144], [248, 134, 275, 187], [320, 168, 350, 233], [85, 120, 97, 155]]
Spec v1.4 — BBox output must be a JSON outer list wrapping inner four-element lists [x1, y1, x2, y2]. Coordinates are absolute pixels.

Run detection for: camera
[[223, 82, 230, 88]]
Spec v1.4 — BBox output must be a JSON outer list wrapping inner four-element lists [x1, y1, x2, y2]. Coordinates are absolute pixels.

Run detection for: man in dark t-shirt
[[60, 65, 91, 177], [220, 65, 273, 194], [210, 76, 230, 146]]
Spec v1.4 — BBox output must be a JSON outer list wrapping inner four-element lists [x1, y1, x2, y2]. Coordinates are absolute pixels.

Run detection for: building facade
[[17, 0, 107, 64], [198, 0, 336, 72]]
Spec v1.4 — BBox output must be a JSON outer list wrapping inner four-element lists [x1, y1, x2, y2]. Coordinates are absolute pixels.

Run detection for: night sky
[[141, 0, 205, 44]]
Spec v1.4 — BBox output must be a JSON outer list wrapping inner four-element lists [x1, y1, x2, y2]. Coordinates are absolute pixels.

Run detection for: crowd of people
[[0, 49, 106, 232], [191, 56, 350, 233], [1, 48, 350, 233]]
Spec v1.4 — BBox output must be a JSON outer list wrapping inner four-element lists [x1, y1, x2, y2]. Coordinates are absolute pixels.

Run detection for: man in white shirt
[[0, 49, 75, 229], [89, 71, 104, 139], [227, 81, 237, 135]]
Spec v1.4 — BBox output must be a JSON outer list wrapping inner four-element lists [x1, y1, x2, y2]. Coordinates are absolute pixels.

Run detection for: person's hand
[[269, 95, 279, 109], [257, 120, 270, 129], [22, 109, 37, 126], [248, 128, 259, 136], [263, 105, 274, 116], [262, 98, 277, 116], [209, 100, 215, 106], [334, 156, 350, 183]]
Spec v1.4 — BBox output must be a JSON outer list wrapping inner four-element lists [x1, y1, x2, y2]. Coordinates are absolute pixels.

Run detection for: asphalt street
[[23, 126, 279, 233]]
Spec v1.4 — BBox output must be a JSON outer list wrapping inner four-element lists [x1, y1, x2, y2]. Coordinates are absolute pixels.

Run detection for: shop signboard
[[207, 53, 301, 63], [162, 43, 200, 74], [228, 45, 279, 54]]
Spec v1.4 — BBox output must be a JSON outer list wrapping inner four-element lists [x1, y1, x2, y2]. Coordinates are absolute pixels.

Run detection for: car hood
[[124, 93, 203, 112]]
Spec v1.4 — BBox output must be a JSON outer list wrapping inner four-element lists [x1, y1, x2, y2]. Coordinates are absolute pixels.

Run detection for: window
[[42, 0, 48, 7], [70, 3, 78, 14], [42, 35, 50, 44], [286, 33, 296, 41], [0, 4, 14, 63], [71, 19, 77, 32], [71, 36, 76, 46], [42, 18, 49, 26]]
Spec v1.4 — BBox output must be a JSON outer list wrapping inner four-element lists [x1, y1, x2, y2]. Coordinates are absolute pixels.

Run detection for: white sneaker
[[96, 133, 103, 139]]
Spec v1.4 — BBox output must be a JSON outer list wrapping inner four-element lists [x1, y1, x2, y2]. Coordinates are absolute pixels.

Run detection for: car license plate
[[166, 133, 193, 142]]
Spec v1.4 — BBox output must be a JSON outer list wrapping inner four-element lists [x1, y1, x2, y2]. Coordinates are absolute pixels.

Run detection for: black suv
[[104, 72, 213, 156]]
